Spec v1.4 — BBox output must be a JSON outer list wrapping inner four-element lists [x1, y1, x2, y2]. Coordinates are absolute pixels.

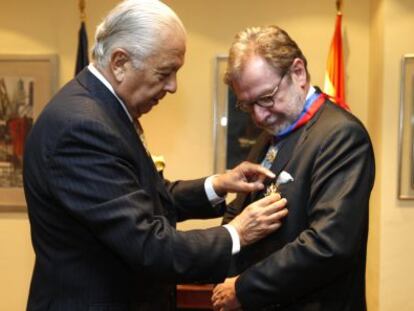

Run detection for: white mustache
[[263, 115, 278, 126]]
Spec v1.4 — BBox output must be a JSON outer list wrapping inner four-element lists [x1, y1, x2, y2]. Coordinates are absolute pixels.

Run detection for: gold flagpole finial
[[79, 0, 86, 21], [336, 0, 343, 14]]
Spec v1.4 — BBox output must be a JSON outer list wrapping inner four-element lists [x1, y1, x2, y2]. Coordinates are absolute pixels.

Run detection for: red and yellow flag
[[324, 12, 349, 110]]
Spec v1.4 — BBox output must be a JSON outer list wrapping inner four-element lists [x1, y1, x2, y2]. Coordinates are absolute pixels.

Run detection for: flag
[[75, 21, 89, 75], [323, 13, 349, 110]]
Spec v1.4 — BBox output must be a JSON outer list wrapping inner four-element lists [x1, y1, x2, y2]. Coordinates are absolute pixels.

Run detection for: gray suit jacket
[[24, 68, 232, 311], [223, 96, 375, 311]]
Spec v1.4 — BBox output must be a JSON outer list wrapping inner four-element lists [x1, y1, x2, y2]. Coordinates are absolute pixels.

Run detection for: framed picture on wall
[[398, 54, 414, 200], [213, 55, 261, 173], [0, 55, 58, 211]]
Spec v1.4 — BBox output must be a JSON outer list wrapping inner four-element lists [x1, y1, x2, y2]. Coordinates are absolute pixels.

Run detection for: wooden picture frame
[[0, 55, 58, 211], [398, 54, 414, 200]]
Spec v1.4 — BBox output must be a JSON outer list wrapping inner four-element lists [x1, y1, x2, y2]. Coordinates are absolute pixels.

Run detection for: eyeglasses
[[236, 71, 287, 113]]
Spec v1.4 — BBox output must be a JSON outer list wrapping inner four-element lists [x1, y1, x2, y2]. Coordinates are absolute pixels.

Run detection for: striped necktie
[[133, 119, 165, 173], [133, 119, 151, 155]]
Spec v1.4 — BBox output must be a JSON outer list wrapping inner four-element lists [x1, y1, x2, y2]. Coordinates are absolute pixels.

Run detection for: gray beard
[[262, 90, 305, 136]]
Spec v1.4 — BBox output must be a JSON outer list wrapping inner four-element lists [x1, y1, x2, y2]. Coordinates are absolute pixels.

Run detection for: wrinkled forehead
[[232, 56, 279, 98]]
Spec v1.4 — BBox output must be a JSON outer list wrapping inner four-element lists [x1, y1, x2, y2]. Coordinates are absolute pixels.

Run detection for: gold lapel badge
[[265, 148, 277, 163], [265, 171, 294, 196]]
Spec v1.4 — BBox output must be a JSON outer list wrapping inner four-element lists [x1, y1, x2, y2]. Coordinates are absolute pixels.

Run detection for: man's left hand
[[212, 161, 275, 196], [212, 277, 241, 310]]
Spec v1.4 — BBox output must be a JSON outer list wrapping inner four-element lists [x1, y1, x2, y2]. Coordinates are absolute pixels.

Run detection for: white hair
[[92, 0, 186, 69]]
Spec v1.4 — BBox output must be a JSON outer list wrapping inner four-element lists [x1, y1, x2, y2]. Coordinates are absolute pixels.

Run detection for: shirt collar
[[87, 63, 133, 123], [305, 85, 316, 100]]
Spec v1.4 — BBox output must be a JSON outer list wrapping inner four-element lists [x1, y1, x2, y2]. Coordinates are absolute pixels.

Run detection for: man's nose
[[164, 73, 177, 93], [252, 104, 270, 122]]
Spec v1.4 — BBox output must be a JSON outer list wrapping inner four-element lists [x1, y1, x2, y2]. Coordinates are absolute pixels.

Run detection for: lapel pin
[[265, 171, 294, 196]]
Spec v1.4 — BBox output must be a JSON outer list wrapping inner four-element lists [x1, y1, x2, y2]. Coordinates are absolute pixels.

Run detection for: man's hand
[[229, 193, 288, 247], [212, 277, 240, 310], [212, 161, 275, 196]]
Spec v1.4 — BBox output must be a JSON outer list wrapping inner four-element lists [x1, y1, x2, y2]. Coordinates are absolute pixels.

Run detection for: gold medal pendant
[[264, 171, 294, 197], [264, 182, 279, 197], [265, 148, 277, 163]]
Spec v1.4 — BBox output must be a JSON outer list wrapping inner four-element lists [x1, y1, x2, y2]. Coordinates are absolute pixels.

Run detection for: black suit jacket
[[24, 68, 232, 311], [223, 97, 375, 311]]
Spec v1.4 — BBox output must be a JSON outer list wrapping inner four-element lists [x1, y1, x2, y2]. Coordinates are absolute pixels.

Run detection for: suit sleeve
[[222, 131, 269, 225], [165, 178, 226, 221], [47, 119, 232, 283], [236, 121, 375, 308]]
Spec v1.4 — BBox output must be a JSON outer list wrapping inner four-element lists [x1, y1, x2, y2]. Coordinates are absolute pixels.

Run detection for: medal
[[265, 148, 277, 163], [264, 171, 294, 197], [264, 182, 279, 196]]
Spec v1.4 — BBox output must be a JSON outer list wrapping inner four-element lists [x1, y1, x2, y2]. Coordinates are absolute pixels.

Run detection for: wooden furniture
[[176, 284, 214, 309]]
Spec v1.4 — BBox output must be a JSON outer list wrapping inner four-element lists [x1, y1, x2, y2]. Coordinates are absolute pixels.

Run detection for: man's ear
[[290, 58, 307, 88], [110, 48, 129, 82]]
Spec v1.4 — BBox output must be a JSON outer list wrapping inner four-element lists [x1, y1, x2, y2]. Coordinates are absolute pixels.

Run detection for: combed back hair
[[92, 0, 186, 69], [225, 25, 309, 86]]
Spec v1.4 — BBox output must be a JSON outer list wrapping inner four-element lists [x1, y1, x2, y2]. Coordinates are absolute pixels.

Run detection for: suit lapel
[[270, 127, 304, 177], [76, 68, 174, 206], [247, 127, 305, 202], [296, 97, 327, 146], [77, 69, 152, 170], [247, 132, 272, 163], [270, 95, 328, 177], [235, 132, 270, 205], [240, 95, 329, 204]]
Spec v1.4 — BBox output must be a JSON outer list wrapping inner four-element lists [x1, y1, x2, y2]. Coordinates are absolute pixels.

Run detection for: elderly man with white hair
[[23, 1, 288, 310]]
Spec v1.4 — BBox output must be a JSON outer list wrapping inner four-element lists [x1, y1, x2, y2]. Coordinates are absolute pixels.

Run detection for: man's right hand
[[229, 194, 288, 247]]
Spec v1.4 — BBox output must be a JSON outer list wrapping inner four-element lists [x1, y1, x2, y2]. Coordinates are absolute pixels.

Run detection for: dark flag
[[75, 21, 89, 75]]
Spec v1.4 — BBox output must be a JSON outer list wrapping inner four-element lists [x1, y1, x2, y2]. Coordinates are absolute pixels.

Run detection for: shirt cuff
[[223, 224, 241, 255], [204, 175, 225, 206]]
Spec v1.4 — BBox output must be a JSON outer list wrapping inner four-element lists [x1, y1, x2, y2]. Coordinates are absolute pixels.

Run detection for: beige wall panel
[[0, 1, 392, 310], [378, 1, 414, 310]]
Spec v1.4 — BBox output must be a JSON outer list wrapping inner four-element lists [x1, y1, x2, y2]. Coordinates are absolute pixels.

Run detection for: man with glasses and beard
[[212, 26, 375, 311]]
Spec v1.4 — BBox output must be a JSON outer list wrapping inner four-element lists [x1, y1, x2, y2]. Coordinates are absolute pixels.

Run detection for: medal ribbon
[[276, 92, 326, 140]]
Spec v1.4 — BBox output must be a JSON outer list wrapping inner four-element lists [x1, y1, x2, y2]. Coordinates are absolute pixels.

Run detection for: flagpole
[[75, 0, 89, 75], [336, 0, 342, 15], [79, 0, 86, 22]]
